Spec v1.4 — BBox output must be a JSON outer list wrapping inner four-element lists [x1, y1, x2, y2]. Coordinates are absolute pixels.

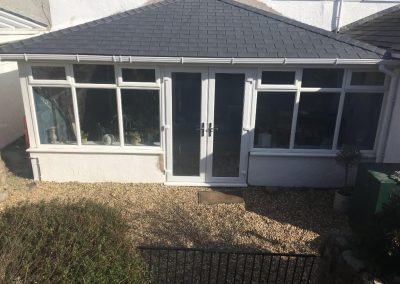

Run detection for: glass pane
[[302, 69, 344, 88], [76, 89, 119, 145], [261, 71, 295, 85], [212, 73, 245, 177], [295, 92, 340, 149], [122, 69, 156, 82], [73, 64, 115, 84], [172, 73, 202, 176], [338, 93, 383, 150], [32, 87, 76, 144], [351, 72, 385, 86], [254, 92, 295, 148], [32, 66, 66, 80], [121, 89, 160, 146]]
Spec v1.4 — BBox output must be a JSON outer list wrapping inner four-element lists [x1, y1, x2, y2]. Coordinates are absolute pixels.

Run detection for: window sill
[[27, 147, 163, 155]]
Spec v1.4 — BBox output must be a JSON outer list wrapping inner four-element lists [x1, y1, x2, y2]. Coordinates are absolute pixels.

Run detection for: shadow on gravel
[[1, 137, 33, 179]]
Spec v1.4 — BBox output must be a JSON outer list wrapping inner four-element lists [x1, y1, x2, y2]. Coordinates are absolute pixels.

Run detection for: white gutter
[[376, 65, 400, 162], [0, 53, 396, 65]]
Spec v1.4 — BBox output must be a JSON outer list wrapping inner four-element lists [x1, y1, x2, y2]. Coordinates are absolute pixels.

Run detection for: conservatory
[[0, 0, 398, 187]]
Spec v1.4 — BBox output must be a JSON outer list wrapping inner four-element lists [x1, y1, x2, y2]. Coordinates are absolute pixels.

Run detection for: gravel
[[0, 174, 350, 254]]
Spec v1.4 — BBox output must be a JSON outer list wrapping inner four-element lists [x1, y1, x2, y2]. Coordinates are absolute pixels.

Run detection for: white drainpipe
[[376, 65, 399, 162], [336, 0, 344, 32]]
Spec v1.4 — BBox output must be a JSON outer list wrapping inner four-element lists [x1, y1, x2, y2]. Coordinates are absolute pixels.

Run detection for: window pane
[[122, 69, 156, 82], [73, 64, 115, 84], [261, 71, 295, 85], [302, 69, 344, 88], [254, 92, 295, 148], [77, 89, 119, 145], [351, 72, 385, 86], [33, 87, 76, 144], [338, 93, 383, 150], [295, 92, 340, 149], [121, 89, 160, 146], [32, 66, 66, 80]]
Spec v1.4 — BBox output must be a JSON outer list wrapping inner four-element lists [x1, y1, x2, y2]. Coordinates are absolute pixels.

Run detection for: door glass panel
[[172, 73, 202, 176], [212, 73, 245, 177]]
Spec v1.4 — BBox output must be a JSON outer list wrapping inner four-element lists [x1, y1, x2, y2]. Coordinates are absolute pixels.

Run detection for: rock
[[0, 191, 8, 203], [342, 250, 366, 273]]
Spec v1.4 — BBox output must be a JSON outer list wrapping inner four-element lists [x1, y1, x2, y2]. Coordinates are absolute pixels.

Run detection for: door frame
[[163, 66, 254, 186]]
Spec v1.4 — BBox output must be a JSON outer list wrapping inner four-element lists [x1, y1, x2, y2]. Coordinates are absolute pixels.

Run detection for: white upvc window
[[252, 67, 386, 155], [27, 63, 162, 153]]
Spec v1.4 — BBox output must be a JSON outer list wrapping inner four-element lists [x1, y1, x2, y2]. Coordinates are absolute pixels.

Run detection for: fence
[[138, 246, 319, 284]]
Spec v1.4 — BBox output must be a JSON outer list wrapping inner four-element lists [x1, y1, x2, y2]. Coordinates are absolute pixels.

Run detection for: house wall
[[29, 152, 164, 182], [383, 70, 400, 163], [248, 154, 362, 187], [259, 0, 398, 31], [0, 61, 25, 148]]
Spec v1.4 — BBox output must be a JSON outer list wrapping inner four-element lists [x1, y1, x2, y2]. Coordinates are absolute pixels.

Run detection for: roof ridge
[[1, 0, 183, 52], [218, 0, 386, 56], [340, 4, 400, 32]]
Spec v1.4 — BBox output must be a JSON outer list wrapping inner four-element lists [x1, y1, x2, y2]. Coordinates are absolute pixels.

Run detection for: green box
[[350, 163, 400, 228]]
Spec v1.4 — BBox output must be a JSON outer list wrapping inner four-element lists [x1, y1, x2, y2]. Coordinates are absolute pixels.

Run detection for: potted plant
[[128, 131, 141, 145], [334, 145, 361, 213], [81, 131, 89, 144]]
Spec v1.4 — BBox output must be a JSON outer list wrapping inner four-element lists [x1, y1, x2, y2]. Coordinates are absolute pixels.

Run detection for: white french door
[[164, 67, 252, 186]]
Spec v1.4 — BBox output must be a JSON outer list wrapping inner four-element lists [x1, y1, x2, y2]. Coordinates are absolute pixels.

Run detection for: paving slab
[[198, 190, 244, 205]]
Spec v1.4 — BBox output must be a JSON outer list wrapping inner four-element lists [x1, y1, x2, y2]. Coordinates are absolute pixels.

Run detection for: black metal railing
[[138, 246, 319, 284]]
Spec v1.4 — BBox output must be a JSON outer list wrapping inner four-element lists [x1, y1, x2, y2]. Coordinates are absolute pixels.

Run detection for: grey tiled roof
[[0, 0, 387, 59], [341, 4, 400, 53]]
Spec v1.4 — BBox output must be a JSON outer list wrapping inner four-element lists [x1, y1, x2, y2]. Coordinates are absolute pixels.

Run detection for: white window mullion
[[289, 69, 303, 149], [332, 69, 350, 150], [116, 87, 124, 147], [67, 64, 82, 146]]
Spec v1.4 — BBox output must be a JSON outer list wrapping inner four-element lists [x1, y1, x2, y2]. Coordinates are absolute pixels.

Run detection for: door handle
[[208, 123, 219, 136], [195, 123, 205, 137]]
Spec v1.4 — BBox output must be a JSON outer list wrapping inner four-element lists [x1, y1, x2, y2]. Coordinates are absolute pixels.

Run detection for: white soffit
[[0, 9, 47, 34]]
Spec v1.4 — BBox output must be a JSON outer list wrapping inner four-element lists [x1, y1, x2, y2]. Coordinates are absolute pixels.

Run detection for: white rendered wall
[[29, 152, 165, 183], [49, 0, 151, 30], [247, 155, 362, 187], [0, 61, 25, 148], [383, 71, 400, 163], [259, 0, 399, 31]]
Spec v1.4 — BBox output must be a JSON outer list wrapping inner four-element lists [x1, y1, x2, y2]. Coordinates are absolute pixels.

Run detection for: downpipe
[[376, 65, 399, 162]]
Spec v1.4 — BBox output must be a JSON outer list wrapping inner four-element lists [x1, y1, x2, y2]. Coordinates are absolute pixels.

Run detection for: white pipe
[[336, 0, 344, 32], [376, 65, 399, 162], [0, 53, 395, 65]]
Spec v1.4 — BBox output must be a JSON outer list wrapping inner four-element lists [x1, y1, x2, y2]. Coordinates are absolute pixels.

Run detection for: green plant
[[336, 145, 361, 188], [362, 192, 400, 276], [81, 131, 89, 139], [0, 200, 148, 283]]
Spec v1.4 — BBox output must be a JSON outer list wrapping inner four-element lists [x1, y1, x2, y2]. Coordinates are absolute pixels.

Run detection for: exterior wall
[[383, 70, 400, 163], [30, 152, 164, 183], [0, 61, 25, 148], [259, 0, 398, 31], [247, 154, 361, 187], [49, 0, 150, 30]]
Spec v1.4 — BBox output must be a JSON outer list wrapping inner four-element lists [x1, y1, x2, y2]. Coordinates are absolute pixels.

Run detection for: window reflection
[[76, 89, 119, 145], [33, 87, 76, 144]]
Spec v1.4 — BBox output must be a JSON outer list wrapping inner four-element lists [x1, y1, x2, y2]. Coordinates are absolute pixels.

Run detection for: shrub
[[363, 192, 400, 276], [0, 200, 148, 283]]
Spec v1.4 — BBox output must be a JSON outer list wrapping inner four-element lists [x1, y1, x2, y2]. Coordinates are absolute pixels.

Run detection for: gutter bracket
[[231, 57, 235, 64], [24, 53, 28, 61], [334, 58, 339, 65], [283, 58, 287, 64], [129, 56, 133, 63], [76, 54, 80, 62], [181, 57, 184, 64]]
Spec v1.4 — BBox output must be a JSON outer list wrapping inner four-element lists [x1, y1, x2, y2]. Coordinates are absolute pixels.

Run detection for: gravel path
[[0, 171, 350, 254]]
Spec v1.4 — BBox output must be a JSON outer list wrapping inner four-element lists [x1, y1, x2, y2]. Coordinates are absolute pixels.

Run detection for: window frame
[[116, 66, 160, 88], [251, 67, 387, 156], [28, 63, 69, 85], [26, 62, 163, 153]]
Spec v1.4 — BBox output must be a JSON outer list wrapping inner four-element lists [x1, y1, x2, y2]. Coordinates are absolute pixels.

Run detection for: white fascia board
[[0, 53, 396, 66]]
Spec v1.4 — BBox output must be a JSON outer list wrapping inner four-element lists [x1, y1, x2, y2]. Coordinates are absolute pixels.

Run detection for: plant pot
[[130, 137, 141, 145], [81, 138, 88, 144], [334, 190, 352, 213]]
